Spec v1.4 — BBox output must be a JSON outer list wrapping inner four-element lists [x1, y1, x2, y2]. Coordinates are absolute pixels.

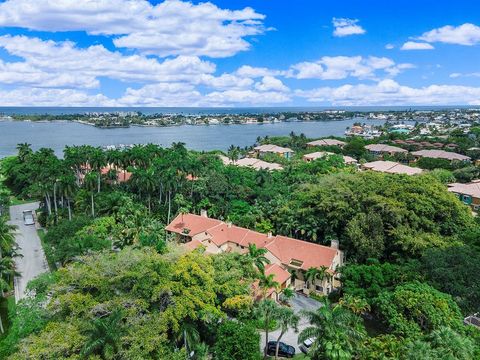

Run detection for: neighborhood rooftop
[[365, 144, 408, 154], [362, 160, 423, 175], [253, 144, 294, 153], [303, 151, 357, 164], [165, 213, 339, 271], [411, 149, 471, 161], [448, 180, 480, 199], [307, 139, 346, 147]]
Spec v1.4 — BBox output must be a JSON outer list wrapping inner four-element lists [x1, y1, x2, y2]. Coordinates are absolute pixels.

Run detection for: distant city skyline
[[0, 0, 479, 106]]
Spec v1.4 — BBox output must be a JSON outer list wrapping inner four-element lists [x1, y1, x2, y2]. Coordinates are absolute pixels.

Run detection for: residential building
[[362, 161, 423, 176], [365, 144, 408, 157], [306, 139, 346, 148], [219, 155, 283, 171], [303, 151, 357, 165], [165, 212, 343, 300], [411, 149, 471, 162], [253, 144, 294, 159], [447, 180, 480, 211]]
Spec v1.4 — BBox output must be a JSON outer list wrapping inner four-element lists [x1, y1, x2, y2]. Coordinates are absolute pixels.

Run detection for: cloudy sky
[[0, 0, 479, 107]]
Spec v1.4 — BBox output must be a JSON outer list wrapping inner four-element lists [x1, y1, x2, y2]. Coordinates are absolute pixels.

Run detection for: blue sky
[[0, 0, 479, 106]]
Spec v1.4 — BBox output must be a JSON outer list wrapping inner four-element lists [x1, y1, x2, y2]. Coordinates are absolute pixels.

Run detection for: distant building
[[362, 161, 423, 176], [365, 144, 408, 157], [306, 139, 346, 148], [303, 151, 357, 165], [166, 212, 344, 299], [254, 144, 294, 159], [447, 180, 480, 211], [411, 149, 471, 162]]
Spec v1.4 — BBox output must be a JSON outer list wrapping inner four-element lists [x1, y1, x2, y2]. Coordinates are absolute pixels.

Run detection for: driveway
[[9, 202, 49, 302], [260, 294, 321, 354]]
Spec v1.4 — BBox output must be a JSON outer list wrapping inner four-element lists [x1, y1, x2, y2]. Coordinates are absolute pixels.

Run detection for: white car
[[300, 338, 314, 354], [22, 210, 35, 225]]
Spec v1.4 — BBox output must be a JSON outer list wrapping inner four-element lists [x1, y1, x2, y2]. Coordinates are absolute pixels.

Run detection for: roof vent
[[330, 239, 339, 249], [200, 209, 208, 218], [226, 221, 232, 228], [267, 232, 273, 238]]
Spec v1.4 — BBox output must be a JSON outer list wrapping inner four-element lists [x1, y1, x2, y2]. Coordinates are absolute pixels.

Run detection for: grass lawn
[[9, 196, 33, 206]]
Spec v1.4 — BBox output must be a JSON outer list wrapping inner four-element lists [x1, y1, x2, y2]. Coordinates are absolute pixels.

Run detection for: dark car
[[265, 341, 295, 358]]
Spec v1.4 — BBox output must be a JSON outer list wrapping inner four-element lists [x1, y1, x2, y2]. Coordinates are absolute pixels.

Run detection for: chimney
[[226, 221, 232, 228], [330, 239, 339, 249], [200, 209, 208, 218], [267, 232, 273, 238]]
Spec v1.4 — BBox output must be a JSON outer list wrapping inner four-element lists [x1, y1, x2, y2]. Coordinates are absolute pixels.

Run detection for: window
[[289, 259, 303, 267], [315, 285, 323, 292]]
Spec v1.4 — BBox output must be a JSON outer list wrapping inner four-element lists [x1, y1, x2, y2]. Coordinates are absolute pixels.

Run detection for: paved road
[[260, 294, 321, 354], [9, 202, 48, 302]]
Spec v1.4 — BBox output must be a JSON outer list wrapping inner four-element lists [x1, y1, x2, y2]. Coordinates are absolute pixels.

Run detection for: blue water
[[0, 118, 388, 157]]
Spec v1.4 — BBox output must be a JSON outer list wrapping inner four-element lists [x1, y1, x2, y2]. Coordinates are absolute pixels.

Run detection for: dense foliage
[[1, 136, 479, 359]]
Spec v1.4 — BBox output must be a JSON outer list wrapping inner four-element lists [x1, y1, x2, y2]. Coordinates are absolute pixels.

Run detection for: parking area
[[260, 293, 321, 354]]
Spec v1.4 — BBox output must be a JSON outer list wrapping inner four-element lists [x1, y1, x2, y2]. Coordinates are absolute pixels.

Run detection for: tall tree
[[299, 298, 366, 360], [81, 309, 124, 359], [274, 307, 299, 360]]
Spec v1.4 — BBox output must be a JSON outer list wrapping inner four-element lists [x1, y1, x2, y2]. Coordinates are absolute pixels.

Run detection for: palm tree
[[89, 148, 106, 193], [247, 243, 271, 273], [83, 172, 98, 217], [254, 299, 279, 359], [0, 218, 16, 259], [298, 298, 366, 360], [227, 145, 240, 164], [338, 294, 371, 315], [16, 142, 32, 162], [274, 307, 299, 360], [279, 288, 295, 305], [304, 266, 330, 293], [58, 175, 77, 220], [176, 322, 200, 357], [259, 273, 279, 300], [81, 309, 124, 359]]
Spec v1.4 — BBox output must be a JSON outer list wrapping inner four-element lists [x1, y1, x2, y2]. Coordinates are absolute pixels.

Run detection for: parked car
[[300, 337, 314, 354], [265, 341, 295, 358], [22, 210, 35, 225]]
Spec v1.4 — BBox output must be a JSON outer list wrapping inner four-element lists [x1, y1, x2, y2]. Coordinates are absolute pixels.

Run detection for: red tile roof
[[166, 213, 339, 271], [265, 235, 337, 270], [265, 263, 291, 285]]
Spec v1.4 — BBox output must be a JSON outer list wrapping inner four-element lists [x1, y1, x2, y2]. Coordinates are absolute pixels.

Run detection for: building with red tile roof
[[166, 212, 343, 298]]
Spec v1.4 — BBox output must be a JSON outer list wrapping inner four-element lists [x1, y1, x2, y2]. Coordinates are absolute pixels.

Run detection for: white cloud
[[449, 72, 480, 78], [418, 23, 480, 46], [332, 18, 366, 37], [385, 44, 395, 50], [116, 83, 203, 106], [0, 35, 216, 87], [0, 0, 266, 58], [205, 89, 291, 106], [235, 65, 284, 78], [254, 76, 289, 92], [0, 88, 115, 106], [401, 41, 434, 50], [289, 56, 412, 80], [296, 79, 480, 106]]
